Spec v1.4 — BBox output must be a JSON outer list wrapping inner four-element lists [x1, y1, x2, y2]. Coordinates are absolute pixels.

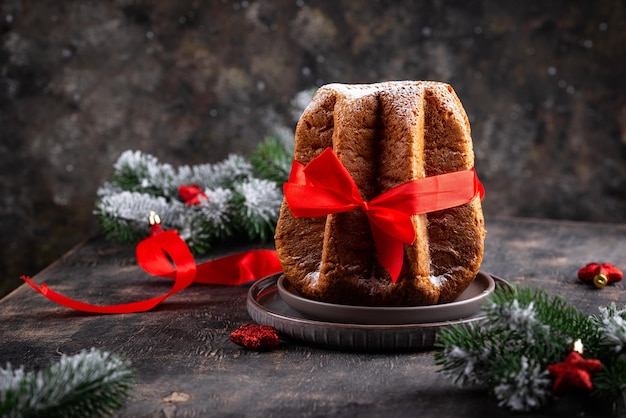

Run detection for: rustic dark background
[[1, 0, 625, 297]]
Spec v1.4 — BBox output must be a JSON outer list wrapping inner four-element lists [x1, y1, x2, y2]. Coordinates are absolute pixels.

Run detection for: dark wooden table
[[1, 217, 625, 417]]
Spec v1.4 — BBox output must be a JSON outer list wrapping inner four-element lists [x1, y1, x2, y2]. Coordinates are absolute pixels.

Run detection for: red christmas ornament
[[547, 351, 603, 394], [178, 184, 208, 206], [578, 263, 623, 288], [230, 324, 280, 350]]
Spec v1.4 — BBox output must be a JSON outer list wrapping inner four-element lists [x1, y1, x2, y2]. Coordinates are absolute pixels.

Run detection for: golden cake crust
[[274, 81, 486, 306]]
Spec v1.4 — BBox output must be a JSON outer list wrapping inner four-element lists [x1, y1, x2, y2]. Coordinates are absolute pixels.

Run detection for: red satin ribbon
[[21, 227, 283, 314], [284, 148, 484, 282]]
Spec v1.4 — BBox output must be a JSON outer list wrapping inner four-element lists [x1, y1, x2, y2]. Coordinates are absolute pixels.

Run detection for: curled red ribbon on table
[[284, 148, 485, 282], [21, 225, 283, 314]]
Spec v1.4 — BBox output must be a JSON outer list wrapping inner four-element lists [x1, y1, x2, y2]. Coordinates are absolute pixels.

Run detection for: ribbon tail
[[195, 249, 283, 285], [20, 275, 177, 314], [369, 223, 405, 283], [20, 230, 198, 314]]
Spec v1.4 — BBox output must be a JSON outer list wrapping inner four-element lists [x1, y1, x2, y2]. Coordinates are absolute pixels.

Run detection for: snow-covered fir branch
[[113, 150, 177, 197], [96, 191, 184, 226], [481, 299, 552, 349], [439, 344, 491, 387], [94, 139, 291, 253], [174, 154, 253, 191], [493, 356, 551, 412], [0, 348, 133, 418], [234, 178, 283, 234], [111, 150, 254, 198], [435, 286, 625, 413], [594, 303, 626, 353]]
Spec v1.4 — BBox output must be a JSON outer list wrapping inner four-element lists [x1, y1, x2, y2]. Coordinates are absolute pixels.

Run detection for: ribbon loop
[[284, 147, 484, 282]]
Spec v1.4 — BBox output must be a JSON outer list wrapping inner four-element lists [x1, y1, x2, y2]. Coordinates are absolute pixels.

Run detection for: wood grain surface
[[1, 216, 624, 417]]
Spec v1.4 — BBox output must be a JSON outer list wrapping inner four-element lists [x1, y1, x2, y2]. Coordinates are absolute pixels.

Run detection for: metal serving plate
[[247, 272, 509, 351]]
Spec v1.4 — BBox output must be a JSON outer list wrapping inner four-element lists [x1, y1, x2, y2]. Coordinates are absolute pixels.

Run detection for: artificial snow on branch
[[94, 137, 291, 254], [434, 286, 626, 413], [0, 348, 133, 418]]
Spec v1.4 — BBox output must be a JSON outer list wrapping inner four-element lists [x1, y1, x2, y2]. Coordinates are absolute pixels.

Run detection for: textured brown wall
[[1, 0, 625, 296]]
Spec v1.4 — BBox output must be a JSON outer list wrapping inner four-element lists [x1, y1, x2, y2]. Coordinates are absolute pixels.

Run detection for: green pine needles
[[250, 137, 293, 183], [0, 348, 133, 418], [434, 286, 626, 412], [94, 137, 292, 254]]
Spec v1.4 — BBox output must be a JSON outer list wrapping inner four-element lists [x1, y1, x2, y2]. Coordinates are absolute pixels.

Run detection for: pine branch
[[232, 178, 283, 242], [250, 137, 292, 183], [94, 191, 184, 244], [0, 348, 133, 418], [97, 213, 149, 244], [175, 189, 235, 254], [590, 303, 626, 409], [208, 154, 254, 188], [592, 358, 626, 410], [110, 150, 176, 197], [591, 303, 626, 355], [95, 142, 287, 253], [435, 286, 626, 412]]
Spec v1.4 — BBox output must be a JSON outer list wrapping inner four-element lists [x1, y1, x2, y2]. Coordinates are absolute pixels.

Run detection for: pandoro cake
[[275, 81, 486, 306]]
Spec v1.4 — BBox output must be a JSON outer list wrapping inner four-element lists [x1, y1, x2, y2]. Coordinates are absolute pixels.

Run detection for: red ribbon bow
[[284, 148, 484, 282]]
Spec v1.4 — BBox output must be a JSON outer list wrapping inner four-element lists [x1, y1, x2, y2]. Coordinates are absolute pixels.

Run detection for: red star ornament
[[230, 324, 280, 350], [547, 351, 603, 394]]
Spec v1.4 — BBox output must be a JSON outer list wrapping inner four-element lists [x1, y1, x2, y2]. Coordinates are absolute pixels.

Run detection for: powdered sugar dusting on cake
[[304, 261, 323, 285], [429, 273, 450, 287], [429, 266, 467, 288], [326, 83, 381, 99], [305, 270, 320, 284], [294, 254, 318, 268]]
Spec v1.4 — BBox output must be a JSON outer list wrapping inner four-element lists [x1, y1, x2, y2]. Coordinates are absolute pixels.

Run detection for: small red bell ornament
[[577, 263, 623, 289]]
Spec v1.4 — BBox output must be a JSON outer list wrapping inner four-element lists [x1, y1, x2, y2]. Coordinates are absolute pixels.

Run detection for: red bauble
[[178, 184, 208, 206]]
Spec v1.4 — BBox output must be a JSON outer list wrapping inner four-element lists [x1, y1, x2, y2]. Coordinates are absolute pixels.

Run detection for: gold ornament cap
[[593, 273, 608, 289]]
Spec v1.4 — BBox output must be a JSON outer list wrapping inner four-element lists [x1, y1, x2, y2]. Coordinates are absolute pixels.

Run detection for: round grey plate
[[277, 272, 495, 325], [247, 272, 511, 351]]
